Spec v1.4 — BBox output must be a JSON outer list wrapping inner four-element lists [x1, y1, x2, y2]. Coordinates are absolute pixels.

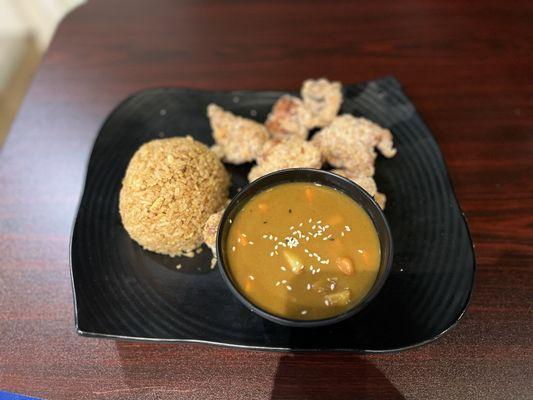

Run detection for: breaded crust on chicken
[[312, 115, 377, 176], [207, 104, 269, 164], [330, 169, 378, 196], [265, 95, 312, 140], [301, 78, 343, 128], [202, 209, 224, 254], [341, 115, 396, 158], [248, 137, 323, 182], [331, 169, 388, 209], [312, 115, 397, 176]]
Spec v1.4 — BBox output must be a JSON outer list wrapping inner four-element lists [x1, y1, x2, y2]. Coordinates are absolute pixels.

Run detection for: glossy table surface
[[0, 0, 531, 399]]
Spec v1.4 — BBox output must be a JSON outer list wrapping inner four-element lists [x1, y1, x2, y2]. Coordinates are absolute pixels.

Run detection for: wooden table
[[1, 1, 531, 398]]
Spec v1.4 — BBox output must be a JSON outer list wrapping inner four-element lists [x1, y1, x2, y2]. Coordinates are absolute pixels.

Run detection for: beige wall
[[0, 0, 85, 145]]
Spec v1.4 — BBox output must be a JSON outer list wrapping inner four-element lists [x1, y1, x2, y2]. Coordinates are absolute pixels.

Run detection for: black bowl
[[216, 168, 394, 328]]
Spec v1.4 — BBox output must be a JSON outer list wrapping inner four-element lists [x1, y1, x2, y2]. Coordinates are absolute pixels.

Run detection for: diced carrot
[[244, 280, 253, 292], [258, 203, 268, 212], [305, 187, 314, 203], [237, 232, 248, 246], [362, 251, 369, 265]]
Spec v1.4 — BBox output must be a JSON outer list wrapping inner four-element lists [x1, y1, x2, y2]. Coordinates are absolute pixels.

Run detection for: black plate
[[70, 76, 475, 352]]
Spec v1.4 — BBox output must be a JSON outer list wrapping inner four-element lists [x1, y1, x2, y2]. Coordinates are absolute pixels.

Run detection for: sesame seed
[[286, 285, 293, 291], [312, 225, 316, 230], [281, 266, 287, 271], [341, 232, 345, 237], [304, 249, 309, 253], [281, 280, 287, 284], [316, 268, 321, 273], [232, 246, 236, 252], [274, 236, 278, 241], [330, 283, 335, 290], [176, 264, 182, 270], [299, 222, 303, 227], [325, 299, 331, 306], [345, 225, 351, 232], [229, 219, 233, 223], [308, 218, 312, 223], [262, 234, 268, 239], [275, 281, 281, 286], [358, 249, 363, 254], [290, 226, 295, 230], [275, 245, 279, 250], [237, 237, 241, 243], [242, 233, 247, 237], [306, 283, 311, 290], [249, 241, 254, 245], [306, 237, 310, 242], [270, 252, 274, 256], [301, 310, 308, 315], [269, 235, 273, 240], [287, 237, 299, 248], [249, 275, 255, 280], [325, 225, 330, 229], [275, 251, 279, 255], [317, 220, 322, 224]]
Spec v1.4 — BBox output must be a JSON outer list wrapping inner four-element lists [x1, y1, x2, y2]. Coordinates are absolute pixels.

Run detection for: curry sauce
[[226, 182, 380, 320]]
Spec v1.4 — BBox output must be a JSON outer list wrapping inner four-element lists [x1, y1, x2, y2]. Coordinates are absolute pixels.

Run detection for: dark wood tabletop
[[1, 0, 532, 399]]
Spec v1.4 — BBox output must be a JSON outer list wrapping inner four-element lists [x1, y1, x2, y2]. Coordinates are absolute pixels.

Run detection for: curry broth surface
[[226, 182, 380, 320]]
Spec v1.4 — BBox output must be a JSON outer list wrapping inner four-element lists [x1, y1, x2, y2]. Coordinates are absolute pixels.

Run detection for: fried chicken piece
[[344, 116, 396, 158], [210, 144, 225, 159], [331, 169, 377, 196], [332, 169, 388, 209], [248, 137, 323, 182], [301, 78, 343, 128], [202, 209, 224, 254], [265, 95, 312, 140], [207, 104, 269, 164], [374, 192, 387, 210], [312, 115, 377, 176]]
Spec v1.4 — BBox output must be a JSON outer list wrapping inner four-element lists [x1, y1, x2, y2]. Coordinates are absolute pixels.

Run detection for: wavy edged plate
[[70, 76, 475, 352]]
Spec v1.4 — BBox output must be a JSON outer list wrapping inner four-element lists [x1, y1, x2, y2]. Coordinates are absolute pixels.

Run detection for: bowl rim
[[216, 168, 394, 328]]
